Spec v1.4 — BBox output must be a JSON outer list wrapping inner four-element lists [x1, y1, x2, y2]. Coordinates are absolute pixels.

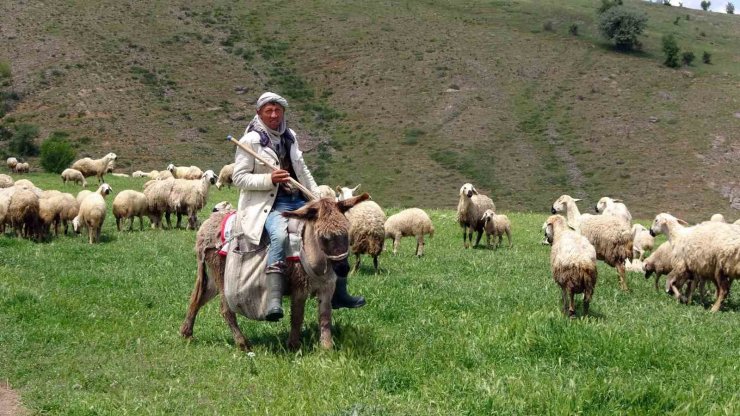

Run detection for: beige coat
[[232, 129, 318, 245]]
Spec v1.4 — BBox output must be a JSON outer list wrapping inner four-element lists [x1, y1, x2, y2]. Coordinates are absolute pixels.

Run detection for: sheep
[[6, 188, 40, 239], [631, 223, 654, 261], [36, 191, 75, 238], [143, 177, 175, 229], [111, 173, 130, 178], [167, 163, 203, 180], [625, 258, 645, 273], [156, 170, 174, 180], [643, 241, 674, 290], [215, 163, 235, 189], [0, 174, 14, 188], [544, 215, 598, 318], [316, 185, 337, 200], [710, 213, 726, 223], [14, 162, 29, 173], [337, 185, 386, 272], [211, 201, 233, 212], [457, 183, 495, 249], [13, 179, 36, 190], [76, 189, 93, 205], [0, 187, 17, 234], [133, 170, 159, 179], [112, 190, 150, 231], [481, 209, 512, 250], [650, 213, 740, 312], [551, 195, 633, 291], [167, 170, 217, 230], [56, 193, 79, 235], [6, 157, 18, 171], [735, 219, 740, 226], [384, 208, 434, 257], [594, 197, 632, 224], [61, 168, 88, 187], [70, 152, 117, 183], [75, 184, 113, 244]]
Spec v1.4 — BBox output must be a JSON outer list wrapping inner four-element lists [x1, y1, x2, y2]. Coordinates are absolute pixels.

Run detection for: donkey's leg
[[318, 285, 334, 350], [288, 292, 307, 350], [180, 254, 220, 339]]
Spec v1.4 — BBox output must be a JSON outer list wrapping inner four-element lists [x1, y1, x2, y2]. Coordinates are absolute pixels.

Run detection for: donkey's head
[[283, 193, 370, 262]]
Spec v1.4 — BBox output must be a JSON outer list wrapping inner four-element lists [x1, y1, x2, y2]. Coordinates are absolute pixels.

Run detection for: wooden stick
[[227, 135, 317, 201]]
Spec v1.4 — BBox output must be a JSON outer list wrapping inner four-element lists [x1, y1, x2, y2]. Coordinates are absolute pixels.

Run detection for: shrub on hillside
[[662, 34, 680, 68], [9, 123, 39, 157], [40, 131, 76, 174], [728, 3, 735, 14], [700, 1, 711, 11], [598, 6, 647, 51], [569, 23, 579, 36], [598, 0, 623, 14], [682, 51, 695, 66], [702, 51, 712, 64]]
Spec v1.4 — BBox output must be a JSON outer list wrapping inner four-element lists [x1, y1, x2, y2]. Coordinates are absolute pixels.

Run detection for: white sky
[[646, 0, 734, 12]]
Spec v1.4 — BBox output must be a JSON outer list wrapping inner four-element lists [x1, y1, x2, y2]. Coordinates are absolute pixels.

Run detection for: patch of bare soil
[[0, 382, 28, 416]]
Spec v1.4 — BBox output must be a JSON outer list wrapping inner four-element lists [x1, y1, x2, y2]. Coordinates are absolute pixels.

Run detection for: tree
[[727, 2, 735, 14], [9, 123, 39, 157], [701, 1, 711, 11], [662, 34, 681, 68], [682, 51, 696, 66], [40, 131, 76, 174], [598, 0, 623, 14], [598, 6, 648, 51]]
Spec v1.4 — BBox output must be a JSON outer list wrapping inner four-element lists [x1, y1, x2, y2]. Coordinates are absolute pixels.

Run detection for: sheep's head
[[335, 184, 360, 201], [643, 257, 655, 278], [72, 216, 81, 234], [544, 214, 567, 244], [459, 183, 477, 198], [649, 213, 687, 237], [105, 152, 117, 161], [481, 209, 495, 225], [97, 183, 113, 197], [551, 195, 577, 215], [202, 170, 217, 185], [166, 163, 175, 172], [212, 201, 233, 212]]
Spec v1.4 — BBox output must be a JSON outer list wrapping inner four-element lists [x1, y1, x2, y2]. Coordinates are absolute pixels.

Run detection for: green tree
[[662, 35, 680, 68], [40, 131, 76, 173], [701, 1, 711, 11], [682, 51, 695, 66], [9, 123, 39, 157], [598, 6, 648, 51], [727, 3, 735, 14]]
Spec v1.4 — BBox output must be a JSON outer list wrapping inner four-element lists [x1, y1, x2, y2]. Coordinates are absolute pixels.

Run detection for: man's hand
[[271, 169, 291, 184]]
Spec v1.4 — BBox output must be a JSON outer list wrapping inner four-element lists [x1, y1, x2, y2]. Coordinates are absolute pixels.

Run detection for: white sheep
[[6, 157, 18, 171], [384, 208, 434, 257], [70, 152, 117, 183], [6, 187, 40, 239], [167, 163, 203, 180], [156, 170, 174, 180], [457, 183, 495, 249], [132, 170, 159, 179], [112, 190, 150, 231], [551, 195, 633, 291], [143, 177, 175, 229], [544, 215, 598, 317], [631, 223, 654, 261], [76, 189, 93, 205], [338, 185, 386, 272], [0, 174, 14, 188], [111, 173, 130, 178], [643, 241, 674, 291], [56, 193, 79, 235], [734, 219, 740, 226], [316, 185, 337, 200], [167, 170, 217, 229], [215, 163, 235, 189], [624, 258, 645, 273], [594, 197, 632, 223], [75, 183, 113, 244], [61, 168, 88, 187], [14, 162, 30, 173], [710, 213, 726, 223], [0, 187, 17, 234], [481, 209, 512, 250]]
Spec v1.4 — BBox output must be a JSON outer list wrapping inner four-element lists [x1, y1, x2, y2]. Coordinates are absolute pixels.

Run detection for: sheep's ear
[[337, 193, 370, 213], [573, 198, 581, 202], [471, 187, 479, 195], [352, 184, 361, 193], [677, 218, 689, 226], [335, 185, 342, 193], [283, 205, 318, 221], [613, 199, 623, 203]]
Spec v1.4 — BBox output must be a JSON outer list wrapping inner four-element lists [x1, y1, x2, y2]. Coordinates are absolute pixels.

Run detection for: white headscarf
[[255, 92, 289, 110]]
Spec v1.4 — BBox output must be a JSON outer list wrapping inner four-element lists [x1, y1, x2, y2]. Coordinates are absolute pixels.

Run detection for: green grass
[[1, 173, 738, 414]]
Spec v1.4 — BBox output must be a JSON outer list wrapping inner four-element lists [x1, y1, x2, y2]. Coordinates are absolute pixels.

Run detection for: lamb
[[481, 209, 512, 250], [6, 157, 18, 171], [338, 185, 386, 272], [167, 170, 217, 229], [74, 184, 113, 244], [710, 213, 726, 223], [631, 223, 654, 261], [61, 168, 88, 187], [0, 174, 13, 188], [167, 163, 203, 180], [544, 215, 598, 317], [132, 170, 159, 179], [643, 241, 674, 291], [594, 197, 632, 223], [215, 163, 235, 190], [70, 152, 117, 183], [112, 190, 150, 231], [624, 258, 645, 273], [457, 183, 495, 249], [384, 208, 434, 257], [551, 195, 633, 291], [14, 162, 30, 173]]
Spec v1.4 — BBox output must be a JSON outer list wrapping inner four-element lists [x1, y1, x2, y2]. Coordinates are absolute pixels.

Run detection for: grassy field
[[1, 173, 738, 414]]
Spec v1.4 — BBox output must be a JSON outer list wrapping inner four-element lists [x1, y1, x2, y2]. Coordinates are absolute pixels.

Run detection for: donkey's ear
[[283, 205, 318, 221], [337, 192, 370, 213], [335, 185, 342, 193]]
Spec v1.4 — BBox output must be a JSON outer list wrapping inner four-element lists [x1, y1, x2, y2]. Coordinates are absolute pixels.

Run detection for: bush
[[598, 0, 623, 14], [569, 23, 579, 36], [598, 6, 647, 51], [700, 1, 711, 11], [9, 124, 39, 157], [702, 51, 712, 64], [728, 3, 735, 14], [40, 131, 76, 173], [682, 51, 695, 66], [662, 34, 680, 68]]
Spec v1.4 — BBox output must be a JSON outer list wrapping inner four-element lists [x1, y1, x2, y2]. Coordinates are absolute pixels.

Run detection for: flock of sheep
[[3, 152, 739, 316]]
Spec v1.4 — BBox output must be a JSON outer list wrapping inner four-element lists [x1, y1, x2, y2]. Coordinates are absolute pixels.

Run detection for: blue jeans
[[264, 193, 306, 273]]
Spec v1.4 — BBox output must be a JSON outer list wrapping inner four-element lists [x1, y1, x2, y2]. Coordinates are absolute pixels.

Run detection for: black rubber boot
[[332, 275, 366, 310], [265, 272, 284, 322]]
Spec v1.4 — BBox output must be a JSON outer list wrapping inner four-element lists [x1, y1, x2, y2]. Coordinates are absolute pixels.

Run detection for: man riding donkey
[[232, 91, 366, 321]]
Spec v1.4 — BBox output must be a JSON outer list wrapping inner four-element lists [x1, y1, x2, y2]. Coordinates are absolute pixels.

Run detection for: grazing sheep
[[112, 190, 150, 231], [710, 213, 726, 223], [71, 152, 117, 184], [144, 177, 175, 229], [481, 209, 512, 250], [625, 258, 645, 273], [337, 185, 386, 271], [631, 223, 654, 261], [0, 187, 17, 234], [111, 173, 130, 178], [13, 179, 36, 191], [167, 170, 217, 230], [14, 162, 30, 173], [75, 184, 113, 244], [316, 185, 337, 200], [167, 163, 203, 180], [643, 241, 674, 290], [157, 170, 174, 180], [215, 163, 235, 189], [734, 219, 740, 226], [544, 215, 598, 318], [384, 208, 434, 256], [76, 189, 93, 205], [61, 168, 88, 187], [133, 170, 159, 179], [594, 197, 632, 223], [38, 192, 66, 237], [457, 183, 495, 249], [551, 195, 633, 291], [0, 174, 14, 188], [7, 188, 40, 239], [6, 157, 18, 171], [56, 193, 79, 235]]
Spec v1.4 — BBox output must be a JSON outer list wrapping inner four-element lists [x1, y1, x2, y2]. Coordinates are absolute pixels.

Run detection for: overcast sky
[[646, 0, 735, 12]]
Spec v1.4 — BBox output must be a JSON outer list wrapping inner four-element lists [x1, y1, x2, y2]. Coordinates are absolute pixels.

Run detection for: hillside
[[1, 0, 738, 220]]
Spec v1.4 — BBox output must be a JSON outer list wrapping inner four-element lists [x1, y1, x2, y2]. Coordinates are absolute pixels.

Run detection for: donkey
[[179, 193, 370, 351]]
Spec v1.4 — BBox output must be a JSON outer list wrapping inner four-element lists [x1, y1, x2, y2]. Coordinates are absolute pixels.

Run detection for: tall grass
[[0, 173, 738, 414]]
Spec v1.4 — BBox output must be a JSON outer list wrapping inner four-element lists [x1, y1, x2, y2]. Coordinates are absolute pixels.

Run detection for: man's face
[[257, 103, 284, 131]]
